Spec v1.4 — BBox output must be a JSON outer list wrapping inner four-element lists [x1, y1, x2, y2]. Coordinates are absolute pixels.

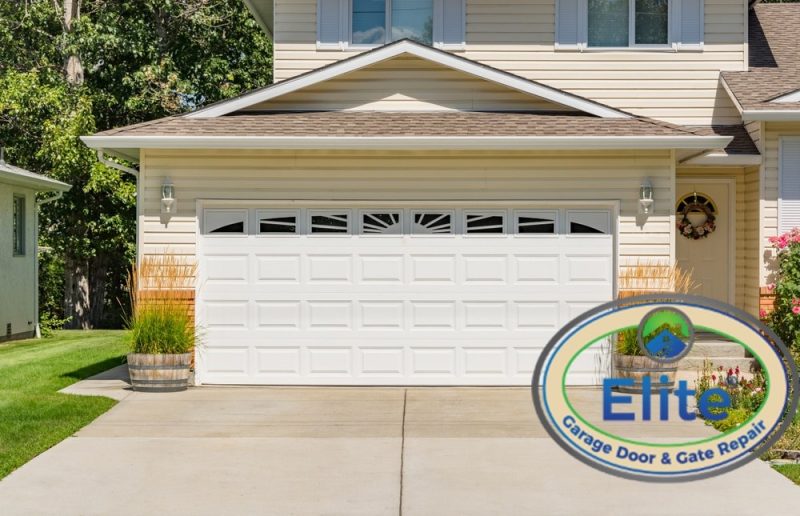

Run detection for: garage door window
[[515, 211, 557, 235], [411, 211, 454, 234], [258, 210, 299, 234], [361, 211, 402, 234], [567, 210, 611, 234], [204, 209, 247, 235], [310, 211, 351, 234], [464, 211, 505, 234]]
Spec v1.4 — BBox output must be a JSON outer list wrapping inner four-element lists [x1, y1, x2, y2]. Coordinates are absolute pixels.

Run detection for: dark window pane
[[260, 216, 297, 234], [413, 212, 452, 234], [352, 0, 386, 44], [312, 214, 349, 233], [362, 212, 402, 234], [517, 216, 556, 234], [466, 214, 504, 234], [588, 0, 629, 47], [210, 221, 245, 234], [571, 222, 605, 234], [635, 0, 668, 44]]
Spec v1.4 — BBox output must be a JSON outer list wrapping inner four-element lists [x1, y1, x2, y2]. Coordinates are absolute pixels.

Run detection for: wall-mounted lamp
[[639, 179, 654, 215], [161, 180, 176, 214]]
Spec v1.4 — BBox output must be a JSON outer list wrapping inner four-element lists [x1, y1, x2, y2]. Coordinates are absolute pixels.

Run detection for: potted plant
[[126, 254, 196, 392], [613, 261, 696, 393]]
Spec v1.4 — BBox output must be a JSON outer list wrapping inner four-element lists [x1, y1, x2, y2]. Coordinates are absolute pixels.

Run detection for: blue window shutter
[[780, 138, 800, 233], [556, 0, 581, 49], [677, 0, 704, 48], [318, 0, 342, 46], [440, 0, 465, 46]]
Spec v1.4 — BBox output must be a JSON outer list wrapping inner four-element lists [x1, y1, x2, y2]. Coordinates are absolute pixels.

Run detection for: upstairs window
[[318, 0, 463, 49], [588, 0, 668, 47], [557, 0, 703, 51], [12, 195, 25, 256]]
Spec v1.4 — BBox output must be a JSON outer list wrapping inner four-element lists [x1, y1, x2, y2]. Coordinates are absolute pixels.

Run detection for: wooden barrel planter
[[127, 353, 192, 392], [613, 354, 677, 393]]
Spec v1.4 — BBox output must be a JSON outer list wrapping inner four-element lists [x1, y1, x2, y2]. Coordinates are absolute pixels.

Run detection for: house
[[0, 152, 71, 342], [81, 1, 800, 386]]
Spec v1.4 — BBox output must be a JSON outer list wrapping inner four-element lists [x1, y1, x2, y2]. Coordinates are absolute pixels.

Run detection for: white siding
[[273, 0, 746, 125], [139, 149, 675, 282], [0, 183, 37, 339]]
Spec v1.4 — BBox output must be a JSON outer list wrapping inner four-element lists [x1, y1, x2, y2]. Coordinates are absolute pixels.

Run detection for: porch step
[[678, 356, 758, 374], [687, 341, 744, 358]]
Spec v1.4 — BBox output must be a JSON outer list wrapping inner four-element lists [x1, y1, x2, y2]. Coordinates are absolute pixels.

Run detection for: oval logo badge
[[531, 294, 799, 482]]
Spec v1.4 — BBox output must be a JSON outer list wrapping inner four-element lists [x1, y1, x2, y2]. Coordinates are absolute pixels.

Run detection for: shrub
[[766, 228, 800, 354], [615, 260, 697, 356], [694, 359, 767, 432], [38, 312, 72, 338], [126, 255, 196, 355]]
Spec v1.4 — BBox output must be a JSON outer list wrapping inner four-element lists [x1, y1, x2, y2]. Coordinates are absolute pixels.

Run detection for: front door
[[675, 179, 733, 304]]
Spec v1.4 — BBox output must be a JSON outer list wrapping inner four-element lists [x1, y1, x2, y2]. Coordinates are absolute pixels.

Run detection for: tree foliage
[[0, 0, 272, 328]]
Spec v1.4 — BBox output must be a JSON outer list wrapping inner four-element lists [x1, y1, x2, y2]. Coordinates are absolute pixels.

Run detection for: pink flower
[[759, 309, 767, 319], [792, 306, 800, 315], [711, 374, 717, 381], [767, 283, 775, 291], [735, 366, 740, 375]]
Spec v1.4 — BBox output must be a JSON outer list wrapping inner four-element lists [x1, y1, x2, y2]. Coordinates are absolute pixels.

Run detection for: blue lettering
[[603, 379, 635, 420], [699, 388, 731, 421]]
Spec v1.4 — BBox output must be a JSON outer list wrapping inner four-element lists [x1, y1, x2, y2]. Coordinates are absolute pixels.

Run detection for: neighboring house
[[82, 1, 800, 386], [0, 153, 70, 342]]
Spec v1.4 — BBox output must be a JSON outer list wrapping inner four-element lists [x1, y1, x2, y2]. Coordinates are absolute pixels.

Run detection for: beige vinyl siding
[[744, 121, 762, 153], [139, 149, 675, 279], [249, 55, 569, 112], [762, 122, 800, 284], [676, 166, 759, 314], [273, 0, 746, 125]]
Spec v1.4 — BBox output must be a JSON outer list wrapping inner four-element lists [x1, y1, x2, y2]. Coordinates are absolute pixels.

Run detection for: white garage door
[[196, 203, 614, 385]]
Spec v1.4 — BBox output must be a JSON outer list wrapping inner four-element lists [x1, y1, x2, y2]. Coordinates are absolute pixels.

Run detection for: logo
[[531, 294, 799, 482]]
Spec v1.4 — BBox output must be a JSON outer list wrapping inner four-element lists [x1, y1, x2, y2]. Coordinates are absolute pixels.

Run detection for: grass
[[774, 464, 800, 485], [0, 330, 128, 479]]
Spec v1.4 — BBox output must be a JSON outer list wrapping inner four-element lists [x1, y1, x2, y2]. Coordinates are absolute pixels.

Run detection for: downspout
[[35, 191, 64, 338]]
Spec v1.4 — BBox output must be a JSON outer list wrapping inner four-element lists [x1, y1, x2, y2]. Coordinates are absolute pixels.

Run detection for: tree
[[0, 0, 272, 328]]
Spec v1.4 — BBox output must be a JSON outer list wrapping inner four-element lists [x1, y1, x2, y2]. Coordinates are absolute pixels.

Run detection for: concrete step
[[687, 341, 745, 358], [678, 356, 758, 373]]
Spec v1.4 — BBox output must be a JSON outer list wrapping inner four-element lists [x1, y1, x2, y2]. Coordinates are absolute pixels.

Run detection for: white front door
[[676, 180, 733, 304], [196, 202, 615, 386]]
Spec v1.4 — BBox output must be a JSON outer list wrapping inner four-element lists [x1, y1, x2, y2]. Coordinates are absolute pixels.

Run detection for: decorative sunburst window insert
[[361, 211, 403, 234], [411, 211, 454, 235], [515, 210, 557, 234], [204, 209, 247, 235], [464, 211, 506, 234], [257, 210, 299, 234], [309, 210, 351, 234]]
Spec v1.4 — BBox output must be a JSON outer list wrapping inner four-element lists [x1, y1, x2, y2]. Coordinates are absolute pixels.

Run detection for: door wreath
[[676, 192, 716, 240]]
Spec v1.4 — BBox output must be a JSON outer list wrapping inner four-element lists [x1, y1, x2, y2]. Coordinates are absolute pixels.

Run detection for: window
[[515, 211, 557, 235], [204, 209, 247, 235], [258, 211, 299, 234], [318, 0, 463, 48], [465, 212, 505, 234], [12, 195, 25, 256], [588, 0, 668, 47], [567, 211, 611, 235], [361, 211, 402, 234], [779, 137, 800, 234], [558, 0, 701, 50], [411, 211, 453, 234], [310, 211, 351, 234], [352, 0, 433, 45]]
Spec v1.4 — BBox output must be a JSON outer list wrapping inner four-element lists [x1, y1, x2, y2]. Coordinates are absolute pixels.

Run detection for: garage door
[[196, 203, 614, 385]]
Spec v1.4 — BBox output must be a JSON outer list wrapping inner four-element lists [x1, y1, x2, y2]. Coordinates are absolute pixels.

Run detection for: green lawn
[[774, 464, 800, 485], [0, 330, 128, 479]]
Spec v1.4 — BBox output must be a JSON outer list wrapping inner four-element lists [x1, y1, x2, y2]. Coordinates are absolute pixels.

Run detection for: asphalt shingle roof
[[721, 4, 800, 111]]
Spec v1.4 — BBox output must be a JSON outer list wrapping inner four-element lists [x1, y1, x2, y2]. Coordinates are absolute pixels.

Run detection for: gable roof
[[243, 0, 273, 39], [721, 4, 800, 120], [0, 156, 71, 192], [188, 40, 632, 119]]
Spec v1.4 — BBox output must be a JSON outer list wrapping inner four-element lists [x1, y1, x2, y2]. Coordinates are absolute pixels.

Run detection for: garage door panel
[[198, 204, 614, 386]]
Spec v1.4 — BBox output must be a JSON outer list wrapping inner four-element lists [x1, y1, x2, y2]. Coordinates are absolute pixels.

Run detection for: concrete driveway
[[0, 369, 799, 515]]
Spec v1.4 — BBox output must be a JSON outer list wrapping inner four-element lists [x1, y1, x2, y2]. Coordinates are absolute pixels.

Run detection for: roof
[[188, 40, 631, 119], [0, 157, 71, 192], [243, 0, 273, 39], [687, 125, 759, 156], [721, 4, 800, 119]]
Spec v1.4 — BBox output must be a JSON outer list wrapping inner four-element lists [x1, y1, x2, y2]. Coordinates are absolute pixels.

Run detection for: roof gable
[[188, 40, 631, 119]]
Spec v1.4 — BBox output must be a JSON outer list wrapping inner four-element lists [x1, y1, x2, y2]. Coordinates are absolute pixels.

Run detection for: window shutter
[[675, 0, 703, 48], [780, 138, 800, 233], [434, 0, 465, 47], [556, 0, 581, 49], [317, 0, 343, 47]]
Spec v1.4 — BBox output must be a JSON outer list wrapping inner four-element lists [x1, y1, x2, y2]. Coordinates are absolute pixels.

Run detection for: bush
[[766, 228, 800, 353], [38, 312, 71, 338], [694, 359, 767, 432], [127, 255, 196, 355]]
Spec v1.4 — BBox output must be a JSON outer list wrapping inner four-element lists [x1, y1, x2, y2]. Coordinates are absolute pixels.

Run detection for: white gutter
[[680, 152, 762, 167], [742, 110, 800, 122], [33, 191, 64, 338], [97, 149, 138, 177], [83, 135, 732, 151]]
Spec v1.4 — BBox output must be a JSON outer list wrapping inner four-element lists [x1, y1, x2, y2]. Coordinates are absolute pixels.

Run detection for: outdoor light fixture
[[161, 180, 176, 214], [639, 178, 654, 215]]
